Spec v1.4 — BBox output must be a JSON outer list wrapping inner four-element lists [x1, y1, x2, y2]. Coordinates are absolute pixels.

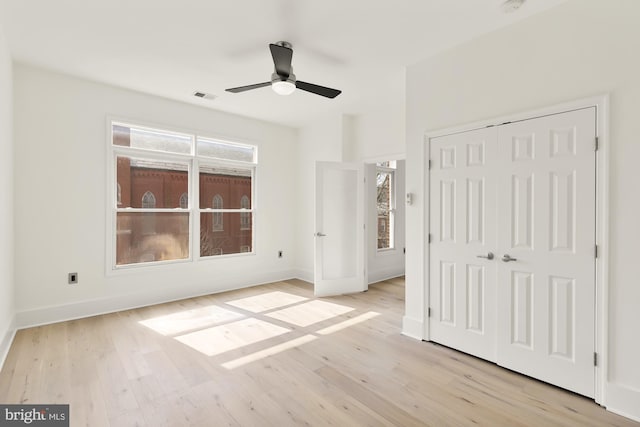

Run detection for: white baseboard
[[0, 314, 16, 371], [15, 269, 299, 329], [606, 383, 640, 422], [292, 268, 313, 284], [401, 315, 424, 340], [368, 267, 405, 285]]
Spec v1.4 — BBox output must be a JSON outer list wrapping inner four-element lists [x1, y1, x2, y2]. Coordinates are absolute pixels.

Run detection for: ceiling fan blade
[[225, 82, 271, 93], [269, 43, 293, 77], [295, 81, 342, 99]]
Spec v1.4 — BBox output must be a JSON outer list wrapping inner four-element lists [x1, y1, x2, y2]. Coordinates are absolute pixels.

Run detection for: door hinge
[[595, 244, 598, 259], [428, 233, 432, 243], [594, 352, 598, 367], [595, 136, 599, 151], [428, 307, 432, 318], [428, 159, 432, 170]]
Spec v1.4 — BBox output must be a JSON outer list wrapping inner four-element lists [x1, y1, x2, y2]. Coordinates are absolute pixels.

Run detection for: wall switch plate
[[68, 272, 78, 284]]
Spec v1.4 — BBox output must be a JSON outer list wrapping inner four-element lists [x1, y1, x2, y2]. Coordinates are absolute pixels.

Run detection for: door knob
[[315, 232, 327, 237], [502, 254, 517, 262], [477, 252, 494, 260]]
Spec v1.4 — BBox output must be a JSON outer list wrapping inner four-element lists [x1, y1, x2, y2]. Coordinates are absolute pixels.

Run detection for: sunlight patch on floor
[[139, 305, 244, 336], [265, 300, 354, 327], [316, 312, 381, 335], [225, 291, 308, 313], [222, 334, 317, 370], [175, 317, 291, 356]]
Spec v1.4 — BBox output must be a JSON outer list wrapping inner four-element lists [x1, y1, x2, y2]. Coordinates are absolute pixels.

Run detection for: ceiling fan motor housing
[[272, 71, 295, 83]]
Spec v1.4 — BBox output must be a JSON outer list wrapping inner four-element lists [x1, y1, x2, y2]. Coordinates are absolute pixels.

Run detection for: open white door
[[314, 161, 366, 297]]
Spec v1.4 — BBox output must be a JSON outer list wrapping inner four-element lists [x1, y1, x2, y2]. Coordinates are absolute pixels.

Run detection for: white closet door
[[495, 108, 596, 397], [429, 127, 498, 362]]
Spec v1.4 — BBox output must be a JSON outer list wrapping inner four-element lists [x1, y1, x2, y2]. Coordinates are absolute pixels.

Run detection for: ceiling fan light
[[272, 80, 296, 96]]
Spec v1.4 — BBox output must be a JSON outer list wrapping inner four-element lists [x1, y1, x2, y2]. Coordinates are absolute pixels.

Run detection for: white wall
[[366, 160, 405, 284], [353, 87, 406, 162], [13, 64, 298, 327], [0, 23, 15, 367], [404, 0, 640, 420], [293, 115, 344, 281]]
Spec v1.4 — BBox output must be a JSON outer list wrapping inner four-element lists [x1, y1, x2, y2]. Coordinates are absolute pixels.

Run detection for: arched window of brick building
[[213, 194, 223, 231], [141, 191, 157, 235], [142, 191, 156, 208], [179, 192, 188, 209], [240, 195, 250, 230]]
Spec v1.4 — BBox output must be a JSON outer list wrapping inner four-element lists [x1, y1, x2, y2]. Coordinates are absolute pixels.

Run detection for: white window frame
[[197, 158, 256, 259], [376, 164, 396, 252], [107, 118, 258, 272]]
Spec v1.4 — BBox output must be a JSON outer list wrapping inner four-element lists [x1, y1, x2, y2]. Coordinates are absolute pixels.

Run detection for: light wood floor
[[0, 278, 636, 426]]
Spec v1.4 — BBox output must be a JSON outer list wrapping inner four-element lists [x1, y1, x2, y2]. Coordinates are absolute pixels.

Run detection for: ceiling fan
[[225, 41, 342, 99]]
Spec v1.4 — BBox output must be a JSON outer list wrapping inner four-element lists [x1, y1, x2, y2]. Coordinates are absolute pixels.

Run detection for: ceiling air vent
[[502, 0, 526, 13], [193, 91, 217, 100]]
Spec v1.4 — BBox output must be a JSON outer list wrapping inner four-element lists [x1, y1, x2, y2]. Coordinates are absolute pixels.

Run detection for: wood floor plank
[[0, 278, 637, 426]]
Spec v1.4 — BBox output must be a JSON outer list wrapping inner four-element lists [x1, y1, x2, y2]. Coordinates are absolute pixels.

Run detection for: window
[[240, 195, 251, 230], [140, 191, 157, 236], [110, 122, 257, 268], [179, 192, 188, 209], [376, 161, 396, 250], [199, 163, 253, 257], [141, 191, 156, 208], [212, 194, 223, 231]]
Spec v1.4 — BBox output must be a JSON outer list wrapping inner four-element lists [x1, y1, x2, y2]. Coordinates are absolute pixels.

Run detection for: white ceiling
[[0, 0, 567, 128]]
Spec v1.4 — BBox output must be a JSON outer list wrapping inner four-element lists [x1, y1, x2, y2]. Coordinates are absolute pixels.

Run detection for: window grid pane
[[113, 124, 192, 154], [197, 137, 256, 162], [112, 121, 256, 268], [116, 212, 189, 265], [200, 212, 252, 257], [376, 169, 394, 250]]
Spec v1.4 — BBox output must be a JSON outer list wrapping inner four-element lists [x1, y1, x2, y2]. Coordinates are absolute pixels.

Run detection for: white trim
[[401, 316, 424, 340], [422, 94, 610, 404], [606, 384, 640, 423], [593, 96, 610, 406], [368, 267, 405, 285], [292, 268, 314, 284], [363, 152, 406, 164], [422, 130, 431, 342], [0, 315, 16, 371], [14, 270, 299, 330]]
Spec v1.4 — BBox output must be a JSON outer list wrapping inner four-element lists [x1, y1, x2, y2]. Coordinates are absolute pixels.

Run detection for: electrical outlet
[[68, 272, 78, 284], [278, 251, 283, 258]]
